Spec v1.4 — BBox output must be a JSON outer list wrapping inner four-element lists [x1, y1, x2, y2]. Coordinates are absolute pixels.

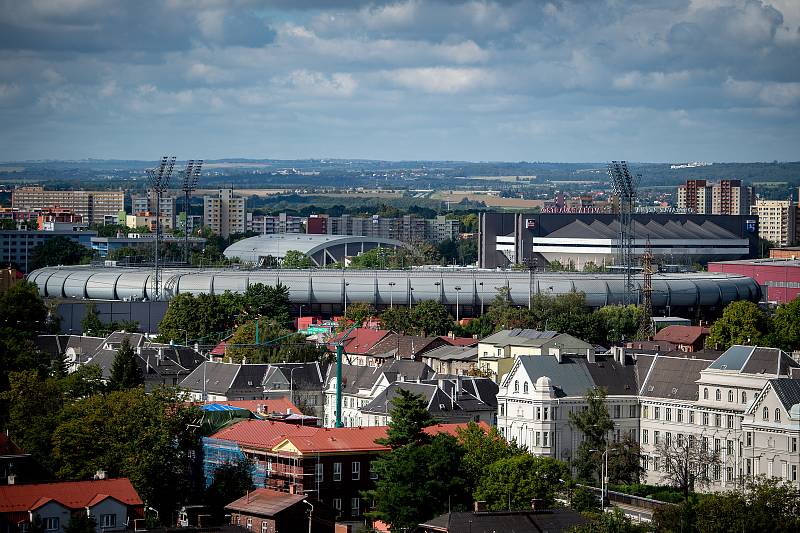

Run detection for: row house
[[420, 344, 478, 376]]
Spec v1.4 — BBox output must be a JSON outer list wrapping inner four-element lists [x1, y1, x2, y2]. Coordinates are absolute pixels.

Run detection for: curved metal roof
[[28, 265, 761, 311], [223, 234, 411, 264]]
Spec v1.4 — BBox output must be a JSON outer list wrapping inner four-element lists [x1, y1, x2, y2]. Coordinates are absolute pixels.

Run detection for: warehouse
[[29, 265, 759, 317], [479, 212, 759, 269]]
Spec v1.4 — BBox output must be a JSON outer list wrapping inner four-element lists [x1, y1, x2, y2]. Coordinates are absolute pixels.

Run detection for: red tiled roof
[[653, 325, 710, 345], [330, 328, 391, 354], [0, 479, 142, 514], [211, 419, 484, 454], [208, 398, 302, 415], [439, 336, 479, 347], [0, 434, 26, 457], [210, 341, 227, 356]]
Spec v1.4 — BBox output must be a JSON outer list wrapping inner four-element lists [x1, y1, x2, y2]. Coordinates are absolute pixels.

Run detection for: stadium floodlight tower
[[180, 159, 203, 263], [607, 161, 641, 304], [146, 155, 176, 300]]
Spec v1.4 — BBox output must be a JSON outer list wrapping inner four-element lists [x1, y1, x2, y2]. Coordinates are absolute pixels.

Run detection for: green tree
[[568, 388, 614, 483], [159, 293, 234, 343], [281, 250, 313, 268], [60, 364, 105, 400], [474, 454, 570, 511], [706, 300, 772, 349], [410, 300, 453, 336], [29, 236, 92, 270], [458, 237, 478, 265], [342, 302, 376, 327], [226, 319, 328, 364], [205, 458, 255, 521], [568, 507, 649, 533], [596, 305, 641, 344], [108, 336, 143, 390], [0, 281, 48, 336], [379, 306, 414, 334], [242, 283, 291, 326], [366, 433, 468, 532], [80, 303, 106, 336], [570, 486, 600, 513], [457, 422, 523, 496], [63, 512, 97, 533], [51, 388, 199, 521], [770, 296, 800, 352], [606, 436, 643, 485], [378, 388, 436, 449]]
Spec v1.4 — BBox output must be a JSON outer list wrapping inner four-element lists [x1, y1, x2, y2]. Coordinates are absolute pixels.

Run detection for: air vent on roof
[[648, 386, 654, 392], [671, 388, 678, 395], [720, 365, 727, 370]]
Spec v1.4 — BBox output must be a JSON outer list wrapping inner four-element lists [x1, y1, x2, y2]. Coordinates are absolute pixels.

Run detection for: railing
[[577, 484, 677, 513]]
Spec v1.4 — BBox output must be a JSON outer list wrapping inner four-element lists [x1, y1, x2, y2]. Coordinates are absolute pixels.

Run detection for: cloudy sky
[[0, 0, 798, 162]]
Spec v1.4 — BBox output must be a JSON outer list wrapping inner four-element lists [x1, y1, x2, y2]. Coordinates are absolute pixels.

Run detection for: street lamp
[[388, 281, 396, 309], [454, 286, 462, 322], [434, 281, 441, 302], [344, 282, 350, 314], [478, 282, 485, 315], [408, 286, 414, 309]]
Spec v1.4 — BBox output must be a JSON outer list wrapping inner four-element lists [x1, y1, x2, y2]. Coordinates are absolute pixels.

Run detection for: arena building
[[29, 266, 759, 317], [223, 234, 412, 267], [479, 212, 759, 269]]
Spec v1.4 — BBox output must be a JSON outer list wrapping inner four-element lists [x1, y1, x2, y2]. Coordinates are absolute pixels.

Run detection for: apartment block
[[12, 186, 124, 225], [751, 199, 796, 247], [307, 213, 459, 243], [247, 213, 305, 235], [203, 189, 245, 238], [131, 191, 177, 228], [677, 179, 753, 215]]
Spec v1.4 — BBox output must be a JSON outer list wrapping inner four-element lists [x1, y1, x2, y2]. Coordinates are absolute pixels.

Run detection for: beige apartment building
[[12, 186, 124, 225], [751, 199, 796, 247], [203, 189, 245, 238]]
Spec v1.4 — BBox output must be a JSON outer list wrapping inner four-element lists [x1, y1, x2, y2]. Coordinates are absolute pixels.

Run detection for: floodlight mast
[[181, 159, 202, 263], [607, 161, 641, 305], [146, 155, 176, 300]]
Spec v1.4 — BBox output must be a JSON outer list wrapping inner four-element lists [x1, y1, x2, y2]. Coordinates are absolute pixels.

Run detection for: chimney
[[242, 357, 247, 365], [474, 501, 487, 512], [553, 347, 562, 363], [587, 350, 595, 364], [531, 498, 545, 511], [7, 474, 15, 485], [94, 470, 106, 480]]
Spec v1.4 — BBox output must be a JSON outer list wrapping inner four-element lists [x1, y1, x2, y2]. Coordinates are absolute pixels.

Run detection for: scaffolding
[[202, 437, 268, 488]]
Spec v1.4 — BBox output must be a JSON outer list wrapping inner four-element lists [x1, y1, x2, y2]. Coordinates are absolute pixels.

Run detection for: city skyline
[[0, 0, 798, 163]]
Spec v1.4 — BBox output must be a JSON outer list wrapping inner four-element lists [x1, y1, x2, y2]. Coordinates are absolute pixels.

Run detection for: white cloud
[[385, 67, 492, 94], [281, 69, 357, 97]]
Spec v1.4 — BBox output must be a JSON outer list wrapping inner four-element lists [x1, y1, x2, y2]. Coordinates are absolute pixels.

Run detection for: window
[[728, 390, 734, 402], [642, 405, 649, 418], [792, 438, 798, 453], [654, 407, 660, 420], [261, 522, 268, 533], [499, 404, 504, 416], [713, 464, 722, 481], [642, 429, 649, 444], [775, 409, 781, 422], [714, 438, 721, 452], [523, 382, 529, 393], [665, 432, 672, 447], [793, 465, 798, 482], [351, 497, 360, 516], [543, 407, 549, 421], [535, 431, 540, 446], [746, 432, 753, 446], [536, 407, 541, 420], [763, 407, 769, 420], [727, 440, 734, 455], [654, 431, 660, 445], [703, 388, 709, 400], [352, 461, 361, 480], [727, 466, 734, 482], [666, 408, 672, 422], [689, 410, 695, 424], [715, 389, 721, 401], [333, 498, 342, 511], [629, 405, 637, 418], [677, 409, 683, 423], [614, 405, 621, 418], [100, 515, 116, 528], [702, 412, 709, 425], [315, 463, 323, 482], [514, 380, 519, 392], [543, 431, 549, 447], [703, 437, 709, 451], [370, 461, 378, 480], [688, 434, 695, 447], [44, 519, 59, 532], [714, 414, 721, 427], [333, 462, 342, 481], [246, 518, 252, 531], [742, 391, 747, 404], [727, 415, 734, 429]]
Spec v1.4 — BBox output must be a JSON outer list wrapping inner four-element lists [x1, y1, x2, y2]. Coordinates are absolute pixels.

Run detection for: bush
[[571, 486, 600, 513]]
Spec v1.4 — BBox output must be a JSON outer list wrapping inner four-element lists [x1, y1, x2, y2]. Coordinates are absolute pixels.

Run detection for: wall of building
[[708, 260, 800, 304]]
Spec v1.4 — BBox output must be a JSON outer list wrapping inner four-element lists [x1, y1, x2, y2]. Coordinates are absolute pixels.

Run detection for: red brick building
[[709, 258, 800, 304], [226, 489, 310, 533]]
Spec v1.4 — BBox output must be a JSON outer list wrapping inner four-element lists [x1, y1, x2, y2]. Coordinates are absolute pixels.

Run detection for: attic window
[[720, 365, 727, 370], [247, 381, 253, 386], [648, 386, 654, 392], [671, 388, 678, 395]]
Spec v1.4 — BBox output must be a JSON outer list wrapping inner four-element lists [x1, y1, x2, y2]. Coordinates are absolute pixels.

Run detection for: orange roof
[[208, 398, 302, 415], [330, 328, 391, 354], [211, 419, 318, 450], [0, 479, 142, 514], [653, 325, 710, 345], [439, 336, 479, 347]]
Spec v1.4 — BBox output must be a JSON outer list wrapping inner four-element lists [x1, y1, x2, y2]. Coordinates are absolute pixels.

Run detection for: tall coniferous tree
[[109, 337, 143, 390]]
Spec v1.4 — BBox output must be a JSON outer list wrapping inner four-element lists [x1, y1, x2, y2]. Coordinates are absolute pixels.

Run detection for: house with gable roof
[[0, 478, 143, 533]]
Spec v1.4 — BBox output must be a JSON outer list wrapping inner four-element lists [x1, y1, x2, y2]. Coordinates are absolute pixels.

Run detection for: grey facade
[[29, 265, 761, 317], [1, 229, 96, 273]]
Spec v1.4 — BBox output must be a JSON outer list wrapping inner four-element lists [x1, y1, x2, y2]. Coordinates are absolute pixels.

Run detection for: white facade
[[751, 199, 797, 247], [203, 189, 246, 238]]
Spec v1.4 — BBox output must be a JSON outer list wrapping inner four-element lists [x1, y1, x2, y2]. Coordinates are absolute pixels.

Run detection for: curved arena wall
[[28, 266, 761, 312]]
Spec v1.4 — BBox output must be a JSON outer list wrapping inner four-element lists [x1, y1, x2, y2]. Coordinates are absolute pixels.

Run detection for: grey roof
[[708, 345, 798, 375], [481, 329, 558, 346], [64, 335, 105, 357], [422, 344, 478, 362], [327, 359, 435, 391], [361, 381, 494, 418], [513, 354, 639, 398], [35, 335, 71, 359], [419, 508, 588, 533], [638, 354, 714, 401], [264, 362, 325, 391], [181, 361, 249, 394], [223, 233, 410, 263], [548, 217, 739, 241], [770, 379, 800, 411], [583, 355, 640, 396]]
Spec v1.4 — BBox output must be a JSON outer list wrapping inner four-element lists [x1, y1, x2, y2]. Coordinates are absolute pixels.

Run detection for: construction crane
[[637, 236, 655, 339]]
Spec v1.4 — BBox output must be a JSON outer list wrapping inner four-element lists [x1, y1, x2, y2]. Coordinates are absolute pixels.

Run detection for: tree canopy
[[706, 300, 772, 349], [29, 236, 92, 270], [280, 249, 313, 268], [108, 336, 143, 390], [474, 454, 570, 511], [568, 388, 615, 483], [378, 388, 436, 449]]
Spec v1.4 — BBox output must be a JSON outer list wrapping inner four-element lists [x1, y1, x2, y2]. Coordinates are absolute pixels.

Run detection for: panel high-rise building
[[203, 189, 245, 238], [12, 186, 124, 225], [751, 199, 797, 247], [677, 179, 753, 215], [131, 190, 177, 228]]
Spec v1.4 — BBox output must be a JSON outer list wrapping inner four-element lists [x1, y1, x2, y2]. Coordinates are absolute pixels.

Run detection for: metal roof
[[223, 233, 410, 263]]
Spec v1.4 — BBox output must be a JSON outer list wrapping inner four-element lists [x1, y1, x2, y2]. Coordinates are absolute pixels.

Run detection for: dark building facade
[[479, 212, 759, 269]]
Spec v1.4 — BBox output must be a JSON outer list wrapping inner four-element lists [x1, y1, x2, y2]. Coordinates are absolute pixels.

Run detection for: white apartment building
[[12, 186, 125, 225], [203, 189, 246, 238], [751, 199, 797, 247], [497, 344, 800, 492]]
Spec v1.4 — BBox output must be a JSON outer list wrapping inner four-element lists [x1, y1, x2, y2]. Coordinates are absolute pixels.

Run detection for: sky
[[0, 0, 798, 163]]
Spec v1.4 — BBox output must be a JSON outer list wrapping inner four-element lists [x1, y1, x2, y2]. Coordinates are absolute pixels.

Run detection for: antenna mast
[[180, 159, 203, 264], [146, 155, 176, 300], [607, 161, 641, 304]]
